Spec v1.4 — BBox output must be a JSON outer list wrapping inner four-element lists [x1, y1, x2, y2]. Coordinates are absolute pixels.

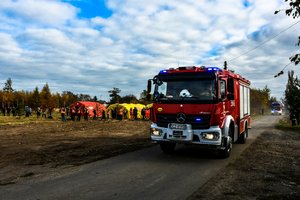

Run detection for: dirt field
[[0, 119, 152, 185], [0, 116, 299, 199], [189, 125, 300, 199]]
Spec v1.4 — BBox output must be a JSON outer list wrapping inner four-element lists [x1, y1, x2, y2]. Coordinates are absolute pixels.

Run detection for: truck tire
[[218, 137, 232, 158], [160, 142, 176, 154], [218, 127, 233, 158], [238, 124, 248, 144]]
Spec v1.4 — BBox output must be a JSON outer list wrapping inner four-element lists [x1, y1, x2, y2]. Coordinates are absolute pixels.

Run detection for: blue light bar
[[160, 70, 168, 73], [195, 118, 202, 122], [207, 67, 221, 71]]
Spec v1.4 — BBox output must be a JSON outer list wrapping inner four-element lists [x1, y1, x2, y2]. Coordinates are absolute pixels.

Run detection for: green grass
[[275, 117, 300, 132]]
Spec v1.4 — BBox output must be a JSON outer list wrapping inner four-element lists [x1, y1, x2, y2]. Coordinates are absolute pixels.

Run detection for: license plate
[[173, 130, 183, 136], [169, 123, 186, 130]]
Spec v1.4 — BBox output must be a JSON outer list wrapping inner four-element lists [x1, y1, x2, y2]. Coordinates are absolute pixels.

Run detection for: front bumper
[[150, 123, 222, 146]]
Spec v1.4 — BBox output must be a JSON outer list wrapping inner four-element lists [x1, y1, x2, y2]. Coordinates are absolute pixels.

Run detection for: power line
[[274, 62, 292, 78], [228, 19, 300, 62]]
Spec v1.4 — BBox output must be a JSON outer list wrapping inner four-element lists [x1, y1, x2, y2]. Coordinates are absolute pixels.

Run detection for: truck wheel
[[218, 139, 232, 158], [218, 128, 233, 159], [160, 142, 176, 154], [238, 124, 248, 144]]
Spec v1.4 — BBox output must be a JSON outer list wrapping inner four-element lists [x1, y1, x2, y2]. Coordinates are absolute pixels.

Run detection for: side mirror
[[147, 79, 152, 94], [153, 75, 162, 86]]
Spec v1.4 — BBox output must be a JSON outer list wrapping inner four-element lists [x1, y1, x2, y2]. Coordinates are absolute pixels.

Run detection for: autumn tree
[[29, 86, 40, 110], [250, 86, 272, 115], [13, 90, 26, 115], [40, 83, 56, 113], [0, 90, 5, 115], [61, 91, 78, 107]]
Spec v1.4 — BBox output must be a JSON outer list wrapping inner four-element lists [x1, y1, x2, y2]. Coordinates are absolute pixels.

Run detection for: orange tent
[[70, 101, 106, 117]]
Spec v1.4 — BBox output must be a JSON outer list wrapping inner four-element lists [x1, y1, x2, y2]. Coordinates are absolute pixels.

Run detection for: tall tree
[[108, 87, 121, 104], [40, 83, 55, 110], [93, 96, 98, 102], [13, 90, 26, 115], [3, 78, 14, 93], [2, 78, 14, 107], [285, 70, 300, 121], [30, 86, 40, 110], [275, 0, 300, 65]]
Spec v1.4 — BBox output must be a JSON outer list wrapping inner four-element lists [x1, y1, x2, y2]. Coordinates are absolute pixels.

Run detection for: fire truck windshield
[[154, 79, 216, 102]]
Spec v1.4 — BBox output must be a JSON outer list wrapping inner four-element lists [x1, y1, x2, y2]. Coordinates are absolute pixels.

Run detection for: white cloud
[[22, 28, 84, 52], [0, 0, 78, 26], [0, 0, 299, 101]]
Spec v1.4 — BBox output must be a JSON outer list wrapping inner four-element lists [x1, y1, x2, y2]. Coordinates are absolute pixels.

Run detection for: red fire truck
[[147, 66, 251, 158]]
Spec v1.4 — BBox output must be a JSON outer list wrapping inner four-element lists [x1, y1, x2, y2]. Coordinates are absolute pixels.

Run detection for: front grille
[[156, 114, 210, 129]]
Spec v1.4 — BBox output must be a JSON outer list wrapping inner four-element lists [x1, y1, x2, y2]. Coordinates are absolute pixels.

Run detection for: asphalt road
[[0, 115, 280, 200]]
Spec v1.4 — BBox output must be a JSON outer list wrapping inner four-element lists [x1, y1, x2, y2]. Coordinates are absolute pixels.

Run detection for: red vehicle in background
[[147, 66, 251, 158]]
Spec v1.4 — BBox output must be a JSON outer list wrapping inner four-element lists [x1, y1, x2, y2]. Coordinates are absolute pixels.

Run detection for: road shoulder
[[188, 125, 300, 199]]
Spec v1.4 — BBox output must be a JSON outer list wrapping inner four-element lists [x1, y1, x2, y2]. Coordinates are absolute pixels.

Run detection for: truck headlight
[[151, 128, 163, 136], [201, 132, 220, 140]]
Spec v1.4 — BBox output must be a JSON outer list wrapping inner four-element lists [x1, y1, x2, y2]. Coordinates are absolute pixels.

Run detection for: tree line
[[0, 78, 150, 116], [250, 85, 273, 115]]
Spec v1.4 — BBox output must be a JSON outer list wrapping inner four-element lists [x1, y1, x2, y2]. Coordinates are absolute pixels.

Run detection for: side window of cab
[[220, 80, 226, 100], [227, 78, 234, 100]]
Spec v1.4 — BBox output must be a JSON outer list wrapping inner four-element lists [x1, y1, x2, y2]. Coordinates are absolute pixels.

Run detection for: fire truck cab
[[147, 66, 251, 158]]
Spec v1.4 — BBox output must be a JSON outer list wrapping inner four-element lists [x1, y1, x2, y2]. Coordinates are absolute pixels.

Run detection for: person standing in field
[[42, 108, 47, 118], [123, 108, 128, 119], [36, 107, 41, 118], [66, 107, 70, 117], [145, 108, 150, 120], [60, 107, 66, 122], [133, 107, 138, 120], [93, 109, 97, 120], [76, 108, 82, 121], [117, 107, 124, 121], [141, 108, 145, 120], [84, 108, 89, 121], [107, 109, 111, 120], [102, 110, 106, 120], [70, 108, 75, 121], [130, 108, 134, 120]]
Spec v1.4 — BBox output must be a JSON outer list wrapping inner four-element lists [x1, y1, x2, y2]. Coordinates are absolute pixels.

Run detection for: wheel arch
[[222, 115, 235, 139]]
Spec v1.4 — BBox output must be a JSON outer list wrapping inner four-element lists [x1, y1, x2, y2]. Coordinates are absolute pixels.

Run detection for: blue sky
[[65, 0, 112, 19], [0, 0, 299, 101]]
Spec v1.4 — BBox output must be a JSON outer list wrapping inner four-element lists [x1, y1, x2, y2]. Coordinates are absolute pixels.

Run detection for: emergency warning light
[[207, 67, 221, 71]]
